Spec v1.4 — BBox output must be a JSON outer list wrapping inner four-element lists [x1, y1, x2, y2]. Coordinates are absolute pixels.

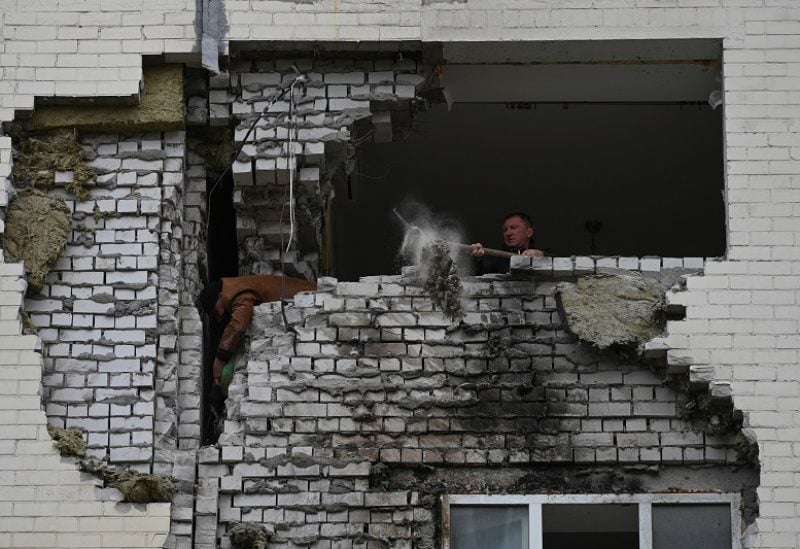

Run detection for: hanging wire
[[204, 71, 307, 330], [206, 76, 303, 226], [277, 76, 304, 330], [283, 77, 302, 254]]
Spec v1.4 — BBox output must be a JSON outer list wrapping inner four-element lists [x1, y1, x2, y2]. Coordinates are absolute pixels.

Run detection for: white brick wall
[[0, 1, 196, 118], [0, 1, 798, 548], [23, 132, 186, 469], [0, 265, 170, 549]]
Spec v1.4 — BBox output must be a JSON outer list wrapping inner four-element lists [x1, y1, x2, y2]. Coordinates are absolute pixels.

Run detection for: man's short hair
[[503, 212, 533, 228], [196, 281, 221, 315]]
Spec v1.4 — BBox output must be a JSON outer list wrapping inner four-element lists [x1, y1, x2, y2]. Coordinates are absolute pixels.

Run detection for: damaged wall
[[161, 127, 216, 549], [4, 128, 199, 549], [0, 2, 798, 549], [15, 131, 186, 469], [199, 260, 757, 548], [24, 65, 185, 134]]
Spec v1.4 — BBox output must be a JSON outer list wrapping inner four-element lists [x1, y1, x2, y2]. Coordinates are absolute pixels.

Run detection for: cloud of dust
[[394, 199, 471, 274], [394, 199, 468, 321]]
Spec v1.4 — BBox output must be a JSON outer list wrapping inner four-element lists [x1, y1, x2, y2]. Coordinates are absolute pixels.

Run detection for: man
[[196, 274, 316, 385], [470, 212, 544, 274]]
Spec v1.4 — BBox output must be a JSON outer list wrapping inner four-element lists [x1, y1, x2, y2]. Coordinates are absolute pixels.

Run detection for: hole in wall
[[202, 170, 238, 445], [333, 101, 725, 281], [328, 39, 725, 281]]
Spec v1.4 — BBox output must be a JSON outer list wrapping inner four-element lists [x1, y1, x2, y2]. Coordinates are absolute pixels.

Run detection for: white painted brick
[[324, 72, 365, 85], [72, 300, 113, 314], [328, 98, 370, 110], [368, 71, 394, 84]]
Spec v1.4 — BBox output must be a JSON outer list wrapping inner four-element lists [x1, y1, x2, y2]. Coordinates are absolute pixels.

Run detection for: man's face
[[502, 216, 534, 249]]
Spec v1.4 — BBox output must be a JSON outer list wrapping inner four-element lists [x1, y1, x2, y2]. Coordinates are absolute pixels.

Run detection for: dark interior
[[333, 101, 725, 281], [203, 171, 238, 444], [543, 503, 639, 549]]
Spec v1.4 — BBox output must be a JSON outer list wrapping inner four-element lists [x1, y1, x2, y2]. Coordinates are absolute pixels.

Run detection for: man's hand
[[522, 248, 544, 258], [212, 357, 224, 386], [470, 243, 485, 257]]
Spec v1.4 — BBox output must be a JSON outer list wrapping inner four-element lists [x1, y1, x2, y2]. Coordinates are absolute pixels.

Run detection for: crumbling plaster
[[555, 274, 667, 351]]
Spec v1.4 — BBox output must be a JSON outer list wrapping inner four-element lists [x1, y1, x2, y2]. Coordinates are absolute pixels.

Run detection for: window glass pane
[[450, 505, 529, 549], [653, 504, 731, 549], [542, 504, 639, 549]]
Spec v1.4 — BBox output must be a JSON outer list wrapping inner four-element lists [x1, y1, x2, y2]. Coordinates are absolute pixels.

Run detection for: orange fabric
[[217, 275, 316, 356]]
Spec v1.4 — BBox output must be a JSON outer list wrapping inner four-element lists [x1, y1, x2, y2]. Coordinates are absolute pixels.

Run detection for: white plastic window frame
[[443, 493, 742, 549]]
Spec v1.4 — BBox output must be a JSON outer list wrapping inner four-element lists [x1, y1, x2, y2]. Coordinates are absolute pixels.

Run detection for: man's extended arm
[[212, 292, 258, 384], [470, 243, 543, 258]]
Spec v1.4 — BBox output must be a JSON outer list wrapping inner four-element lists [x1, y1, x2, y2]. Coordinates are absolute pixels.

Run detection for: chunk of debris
[[47, 424, 86, 458], [109, 469, 175, 503], [420, 240, 464, 322], [21, 310, 38, 335], [4, 189, 72, 294], [81, 458, 175, 503], [736, 428, 760, 466], [230, 521, 272, 549], [394, 202, 467, 321], [25, 65, 185, 134], [556, 274, 665, 350]]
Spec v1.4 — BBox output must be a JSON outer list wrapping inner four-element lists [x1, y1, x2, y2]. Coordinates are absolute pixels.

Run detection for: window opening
[[652, 504, 733, 549], [445, 494, 741, 549], [331, 39, 725, 281], [335, 102, 724, 281], [450, 506, 529, 549], [543, 504, 638, 549]]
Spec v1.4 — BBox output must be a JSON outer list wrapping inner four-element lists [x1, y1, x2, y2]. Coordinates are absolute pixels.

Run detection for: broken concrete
[[108, 469, 175, 504], [82, 459, 175, 504], [3, 189, 72, 294], [556, 274, 666, 350]]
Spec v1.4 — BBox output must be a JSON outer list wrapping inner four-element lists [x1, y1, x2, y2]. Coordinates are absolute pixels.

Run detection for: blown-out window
[[331, 38, 726, 281], [444, 494, 740, 549]]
